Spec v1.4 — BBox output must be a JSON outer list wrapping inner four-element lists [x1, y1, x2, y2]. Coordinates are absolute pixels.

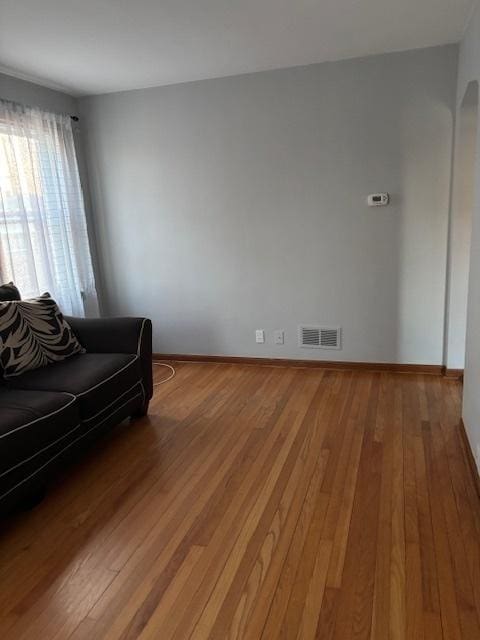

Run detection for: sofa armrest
[[65, 316, 153, 401]]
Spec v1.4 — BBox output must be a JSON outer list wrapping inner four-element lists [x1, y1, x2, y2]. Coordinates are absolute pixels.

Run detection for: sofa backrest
[[0, 283, 21, 302]]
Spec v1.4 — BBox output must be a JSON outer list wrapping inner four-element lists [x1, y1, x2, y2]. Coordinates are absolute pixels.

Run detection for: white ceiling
[[0, 0, 475, 96]]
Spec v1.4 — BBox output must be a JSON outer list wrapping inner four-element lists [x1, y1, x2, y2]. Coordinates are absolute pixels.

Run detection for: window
[[0, 99, 97, 316]]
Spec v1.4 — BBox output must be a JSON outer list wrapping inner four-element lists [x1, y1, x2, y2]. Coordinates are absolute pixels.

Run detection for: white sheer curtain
[[0, 99, 98, 316]]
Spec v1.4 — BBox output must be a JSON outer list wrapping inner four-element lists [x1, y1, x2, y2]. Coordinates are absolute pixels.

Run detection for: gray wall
[[81, 45, 457, 363], [456, 2, 480, 469], [0, 72, 77, 115]]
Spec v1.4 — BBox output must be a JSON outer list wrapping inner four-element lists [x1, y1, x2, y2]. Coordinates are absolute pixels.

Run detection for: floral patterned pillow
[[0, 293, 85, 378]]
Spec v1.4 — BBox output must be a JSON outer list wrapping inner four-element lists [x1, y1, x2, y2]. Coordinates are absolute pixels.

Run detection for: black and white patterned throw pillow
[[0, 293, 85, 378]]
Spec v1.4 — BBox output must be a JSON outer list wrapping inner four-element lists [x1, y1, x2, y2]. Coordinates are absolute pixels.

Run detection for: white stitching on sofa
[[86, 392, 142, 430], [82, 380, 143, 423], [76, 355, 139, 397], [0, 395, 77, 440], [137, 318, 147, 357], [0, 392, 143, 502], [0, 422, 83, 479], [0, 356, 140, 440], [137, 321, 148, 406]]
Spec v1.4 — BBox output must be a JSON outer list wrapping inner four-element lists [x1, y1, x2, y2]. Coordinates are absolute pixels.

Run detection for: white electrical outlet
[[274, 329, 284, 345], [255, 329, 265, 344]]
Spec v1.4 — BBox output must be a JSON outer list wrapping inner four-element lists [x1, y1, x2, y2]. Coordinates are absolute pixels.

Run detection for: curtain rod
[[1, 97, 80, 122]]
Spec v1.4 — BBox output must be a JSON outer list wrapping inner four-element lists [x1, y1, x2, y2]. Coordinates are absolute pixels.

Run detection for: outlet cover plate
[[255, 329, 265, 344]]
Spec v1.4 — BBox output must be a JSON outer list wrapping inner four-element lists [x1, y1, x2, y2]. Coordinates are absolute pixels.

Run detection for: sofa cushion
[[0, 294, 85, 378], [0, 389, 80, 473], [8, 353, 144, 422], [0, 282, 21, 302]]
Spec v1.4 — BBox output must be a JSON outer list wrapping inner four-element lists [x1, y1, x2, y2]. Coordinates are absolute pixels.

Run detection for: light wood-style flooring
[[0, 362, 478, 639]]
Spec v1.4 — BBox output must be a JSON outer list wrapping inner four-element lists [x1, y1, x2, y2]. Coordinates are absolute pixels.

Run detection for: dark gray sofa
[[0, 315, 153, 515]]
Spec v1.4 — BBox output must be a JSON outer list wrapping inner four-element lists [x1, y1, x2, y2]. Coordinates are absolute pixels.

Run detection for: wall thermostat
[[367, 193, 389, 207]]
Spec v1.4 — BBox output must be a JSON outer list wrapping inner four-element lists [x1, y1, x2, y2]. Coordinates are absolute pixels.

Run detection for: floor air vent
[[299, 325, 341, 350]]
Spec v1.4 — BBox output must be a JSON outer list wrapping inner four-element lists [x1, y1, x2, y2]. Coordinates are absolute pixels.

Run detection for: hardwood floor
[[0, 362, 479, 639]]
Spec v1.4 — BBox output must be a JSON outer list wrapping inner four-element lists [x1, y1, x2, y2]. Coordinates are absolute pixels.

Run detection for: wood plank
[[370, 373, 394, 640], [233, 372, 354, 640]]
